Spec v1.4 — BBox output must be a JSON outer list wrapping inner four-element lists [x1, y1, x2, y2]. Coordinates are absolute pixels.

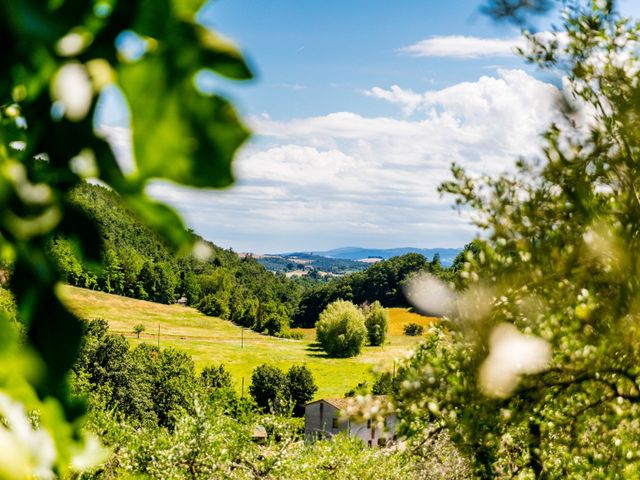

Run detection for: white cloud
[[105, 69, 561, 252], [399, 32, 566, 60], [364, 85, 424, 115], [400, 35, 522, 58]]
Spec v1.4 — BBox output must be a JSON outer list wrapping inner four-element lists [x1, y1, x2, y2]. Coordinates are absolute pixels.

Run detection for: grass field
[[59, 285, 436, 399]]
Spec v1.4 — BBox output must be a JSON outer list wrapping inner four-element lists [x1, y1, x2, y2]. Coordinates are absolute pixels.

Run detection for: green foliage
[[85, 395, 417, 480], [248, 363, 318, 416], [0, 287, 16, 324], [316, 300, 367, 358], [133, 323, 145, 339], [295, 253, 436, 327], [200, 364, 233, 390], [402, 322, 424, 336], [394, 2, 640, 477], [75, 319, 157, 425], [0, 0, 254, 471], [197, 291, 231, 319], [372, 371, 394, 395], [249, 364, 290, 414], [364, 301, 389, 346], [286, 365, 318, 416]]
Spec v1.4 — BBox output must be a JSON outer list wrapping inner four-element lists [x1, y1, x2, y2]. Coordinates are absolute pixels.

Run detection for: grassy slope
[[59, 285, 436, 399]]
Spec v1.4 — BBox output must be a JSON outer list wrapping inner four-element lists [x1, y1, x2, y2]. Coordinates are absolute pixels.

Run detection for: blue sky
[[104, 0, 640, 253], [196, 0, 528, 118]]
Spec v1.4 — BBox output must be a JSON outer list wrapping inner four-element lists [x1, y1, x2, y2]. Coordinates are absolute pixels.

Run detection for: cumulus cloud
[[399, 35, 522, 58], [107, 69, 561, 252]]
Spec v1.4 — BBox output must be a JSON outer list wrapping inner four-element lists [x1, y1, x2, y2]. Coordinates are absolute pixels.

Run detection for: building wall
[[305, 401, 398, 447], [304, 402, 343, 441]]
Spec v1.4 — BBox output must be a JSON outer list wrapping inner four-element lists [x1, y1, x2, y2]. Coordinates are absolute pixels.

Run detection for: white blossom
[[0, 394, 56, 480], [51, 63, 93, 121], [55, 32, 88, 57], [479, 323, 551, 398], [404, 273, 456, 316]]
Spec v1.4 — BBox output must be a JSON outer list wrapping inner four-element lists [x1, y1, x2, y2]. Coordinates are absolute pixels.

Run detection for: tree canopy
[[393, 1, 640, 477]]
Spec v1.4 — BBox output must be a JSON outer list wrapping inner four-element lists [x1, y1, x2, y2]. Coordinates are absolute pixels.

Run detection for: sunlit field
[[60, 285, 437, 399]]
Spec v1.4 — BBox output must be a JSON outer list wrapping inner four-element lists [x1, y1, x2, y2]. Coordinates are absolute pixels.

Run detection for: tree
[[200, 364, 233, 391], [394, 2, 640, 477], [363, 301, 388, 346], [133, 323, 145, 339], [249, 364, 290, 414], [259, 300, 290, 336], [316, 300, 367, 358], [197, 291, 231, 319], [286, 365, 318, 416], [75, 319, 157, 425], [131, 345, 197, 429], [372, 371, 394, 395]]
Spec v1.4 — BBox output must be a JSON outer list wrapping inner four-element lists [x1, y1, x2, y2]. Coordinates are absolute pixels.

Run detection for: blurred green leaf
[[123, 191, 192, 251], [119, 56, 249, 188]]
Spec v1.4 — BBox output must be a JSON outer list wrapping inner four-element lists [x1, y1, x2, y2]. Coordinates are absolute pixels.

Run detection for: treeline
[[51, 183, 302, 337], [294, 253, 448, 327]]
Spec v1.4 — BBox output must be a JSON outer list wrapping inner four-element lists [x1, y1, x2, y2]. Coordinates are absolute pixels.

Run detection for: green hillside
[[60, 285, 435, 399], [51, 183, 302, 337]]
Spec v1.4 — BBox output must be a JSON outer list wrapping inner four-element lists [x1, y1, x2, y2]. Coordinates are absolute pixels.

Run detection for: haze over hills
[[280, 247, 463, 267]]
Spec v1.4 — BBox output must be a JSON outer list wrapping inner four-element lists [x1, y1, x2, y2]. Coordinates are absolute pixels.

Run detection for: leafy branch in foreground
[[0, 0, 251, 475], [396, 1, 640, 477]]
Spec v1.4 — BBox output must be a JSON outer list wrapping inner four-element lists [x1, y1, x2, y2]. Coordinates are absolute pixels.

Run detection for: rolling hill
[[59, 285, 436, 399]]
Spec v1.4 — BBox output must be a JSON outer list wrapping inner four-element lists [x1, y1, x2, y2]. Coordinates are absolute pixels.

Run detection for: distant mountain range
[[278, 247, 463, 267]]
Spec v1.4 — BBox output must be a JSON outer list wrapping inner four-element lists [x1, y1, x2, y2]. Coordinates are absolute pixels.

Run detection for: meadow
[[59, 285, 436, 399]]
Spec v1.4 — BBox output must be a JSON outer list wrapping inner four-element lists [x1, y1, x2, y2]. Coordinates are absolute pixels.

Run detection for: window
[[332, 418, 338, 429]]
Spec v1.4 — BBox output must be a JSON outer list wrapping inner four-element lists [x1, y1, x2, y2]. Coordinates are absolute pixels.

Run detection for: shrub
[[316, 300, 367, 357], [403, 322, 424, 336], [363, 301, 388, 346]]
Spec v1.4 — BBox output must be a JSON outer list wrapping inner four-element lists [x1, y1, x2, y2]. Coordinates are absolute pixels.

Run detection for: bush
[[316, 300, 367, 357], [363, 301, 388, 346], [403, 322, 424, 336]]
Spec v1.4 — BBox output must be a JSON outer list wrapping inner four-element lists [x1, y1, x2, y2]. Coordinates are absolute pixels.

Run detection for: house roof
[[306, 395, 390, 410]]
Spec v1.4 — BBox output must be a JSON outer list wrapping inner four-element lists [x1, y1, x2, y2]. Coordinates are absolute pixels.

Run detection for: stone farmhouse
[[304, 396, 397, 447]]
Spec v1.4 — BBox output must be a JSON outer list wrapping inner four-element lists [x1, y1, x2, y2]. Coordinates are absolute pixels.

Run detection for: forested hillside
[[50, 183, 302, 336]]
